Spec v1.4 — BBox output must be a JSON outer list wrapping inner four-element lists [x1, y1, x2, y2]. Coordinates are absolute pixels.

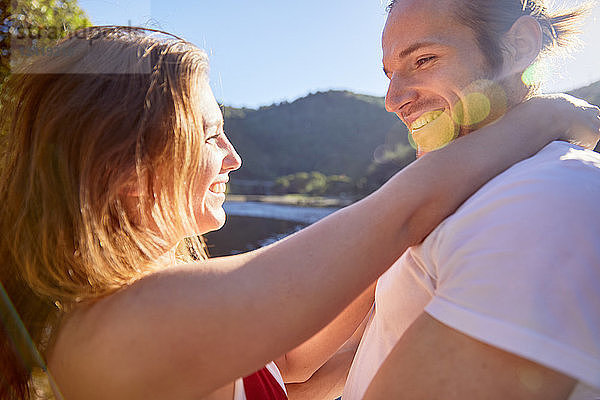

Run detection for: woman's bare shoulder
[[47, 295, 134, 399], [46, 271, 235, 399], [47, 282, 173, 399]]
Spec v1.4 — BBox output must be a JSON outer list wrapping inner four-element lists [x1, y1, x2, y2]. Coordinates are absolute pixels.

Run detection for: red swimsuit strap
[[243, 366, 288, 400]]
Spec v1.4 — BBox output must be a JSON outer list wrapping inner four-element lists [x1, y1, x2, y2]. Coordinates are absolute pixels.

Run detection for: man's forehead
[[387, 0, 456, 15], [382, 0, 465, 56], [383, 0, 461, 46]]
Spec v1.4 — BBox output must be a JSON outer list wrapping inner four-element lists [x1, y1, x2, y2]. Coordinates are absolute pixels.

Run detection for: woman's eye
[[205, 134, 221, 144], [416, 56, 436, 68], [205, 127, 224, 144]]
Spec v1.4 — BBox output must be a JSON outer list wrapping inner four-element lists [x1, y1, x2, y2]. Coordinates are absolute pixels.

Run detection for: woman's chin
[[210, 215, 227, 232], [194, 208, 227, 235]]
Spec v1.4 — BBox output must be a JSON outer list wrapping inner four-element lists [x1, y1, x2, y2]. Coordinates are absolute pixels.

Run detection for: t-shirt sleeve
[[423, 157, 600, 388]]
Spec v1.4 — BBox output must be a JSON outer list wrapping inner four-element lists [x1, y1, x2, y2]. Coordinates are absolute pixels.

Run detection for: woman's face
[[192, 83, 242, 234]]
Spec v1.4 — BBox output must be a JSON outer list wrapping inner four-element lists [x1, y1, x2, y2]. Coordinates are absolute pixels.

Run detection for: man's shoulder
[[457, 141, 600, 211], [419, 142, 600, 243], [411, 141, 600, 257], [504, 141, 600, 176]]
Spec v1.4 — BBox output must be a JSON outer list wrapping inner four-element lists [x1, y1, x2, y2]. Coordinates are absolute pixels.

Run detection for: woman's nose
[[221, 135, 242, 172]]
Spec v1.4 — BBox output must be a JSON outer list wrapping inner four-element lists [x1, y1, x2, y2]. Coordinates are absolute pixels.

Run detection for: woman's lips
[[209, 182, 227, 194]]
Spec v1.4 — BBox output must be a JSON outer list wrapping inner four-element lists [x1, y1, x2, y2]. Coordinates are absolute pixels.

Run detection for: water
[[224, 201, 339, 224], [203, 202, 340, 256]]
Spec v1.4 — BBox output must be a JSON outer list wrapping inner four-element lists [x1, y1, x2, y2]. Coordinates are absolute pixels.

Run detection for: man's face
[[383, 0, 510, 155]]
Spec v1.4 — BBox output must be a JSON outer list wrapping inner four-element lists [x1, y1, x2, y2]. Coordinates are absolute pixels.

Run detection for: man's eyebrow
[[383, 41, 442, 77], [398, 41, 440, 59]]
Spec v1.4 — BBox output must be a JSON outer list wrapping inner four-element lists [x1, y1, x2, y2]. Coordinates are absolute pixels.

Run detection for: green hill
[[569, 80, 600, 108], [224, 90, 413, 180], [224, 90, 414, 194], [568, 81, 600, 153], [224, 82, 600, 195]]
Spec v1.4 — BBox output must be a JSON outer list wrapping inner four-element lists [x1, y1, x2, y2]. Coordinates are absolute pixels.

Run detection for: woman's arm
[[48, 95, 600, 400], [256, 94, 600, 388]]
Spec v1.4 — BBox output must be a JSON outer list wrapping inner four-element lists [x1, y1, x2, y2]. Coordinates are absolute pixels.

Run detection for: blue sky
[[79, 0, 600, 108]]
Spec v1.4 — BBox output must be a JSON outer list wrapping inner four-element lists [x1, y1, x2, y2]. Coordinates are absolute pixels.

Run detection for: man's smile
[[408, 109, 458, 153], [410, 109, 445, 131]]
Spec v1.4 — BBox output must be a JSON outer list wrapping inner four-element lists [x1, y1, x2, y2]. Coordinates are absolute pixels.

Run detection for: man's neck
[[461, 77, 529, 137]]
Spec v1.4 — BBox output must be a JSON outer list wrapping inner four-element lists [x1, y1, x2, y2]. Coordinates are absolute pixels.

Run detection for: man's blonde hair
[[387, 0, 591, 75]]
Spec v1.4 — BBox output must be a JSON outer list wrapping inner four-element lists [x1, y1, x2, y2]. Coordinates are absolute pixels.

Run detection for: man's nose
[[385, 73, 418, 114]]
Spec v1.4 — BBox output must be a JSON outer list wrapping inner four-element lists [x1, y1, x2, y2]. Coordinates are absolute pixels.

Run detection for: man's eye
[[416, 56, 436, 67]]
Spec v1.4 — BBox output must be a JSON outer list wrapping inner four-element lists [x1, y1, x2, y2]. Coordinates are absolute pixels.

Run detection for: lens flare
[[408, 79, 509, 155], [410, 110, 457, 153], [522, 62, 541, 86], [453, 80, 508, 130], [453, 92, 492, 126], [407, 130, 418, 151]]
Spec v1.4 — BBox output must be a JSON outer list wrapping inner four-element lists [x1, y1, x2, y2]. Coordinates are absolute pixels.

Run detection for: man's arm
[[363, 313, 576, 400], [285, 345, 355, 400], [275, 283, 374, 383], [285, 307, 370, 400]]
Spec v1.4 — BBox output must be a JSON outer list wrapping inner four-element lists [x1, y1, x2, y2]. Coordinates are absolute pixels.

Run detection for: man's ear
[[500, 15, 543, 76]]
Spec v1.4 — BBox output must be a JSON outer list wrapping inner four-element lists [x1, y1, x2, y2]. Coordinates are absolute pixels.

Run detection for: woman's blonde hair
[[0, 26, 212, 398]]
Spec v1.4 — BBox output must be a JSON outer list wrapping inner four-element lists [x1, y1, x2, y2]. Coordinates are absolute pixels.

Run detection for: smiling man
[[340, 1, 600, 399], [381, 0, 547, 155]]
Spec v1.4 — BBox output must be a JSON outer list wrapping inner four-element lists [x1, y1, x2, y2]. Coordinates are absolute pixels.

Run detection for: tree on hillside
[[360, 142, 415, 194], [0, 0, 91, 86], [1, 2, 10, 85], [272, 171, 359, 196]]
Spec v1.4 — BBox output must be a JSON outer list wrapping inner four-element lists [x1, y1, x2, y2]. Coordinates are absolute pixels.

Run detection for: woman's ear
[[120, 181, 140, 198], [500, 15, 543, 76]]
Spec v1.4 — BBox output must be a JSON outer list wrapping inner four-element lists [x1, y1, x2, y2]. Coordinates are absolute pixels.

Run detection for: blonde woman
[[0, 27, 598, 400]]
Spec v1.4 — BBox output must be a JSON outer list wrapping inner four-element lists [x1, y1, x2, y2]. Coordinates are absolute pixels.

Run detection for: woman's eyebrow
[[203, 119, 223, 130]]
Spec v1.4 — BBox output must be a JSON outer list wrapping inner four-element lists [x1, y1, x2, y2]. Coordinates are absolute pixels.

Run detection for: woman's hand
[[526, 94, 600, 150]]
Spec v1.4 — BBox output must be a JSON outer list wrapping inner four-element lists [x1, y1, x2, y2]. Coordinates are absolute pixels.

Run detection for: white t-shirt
[[344, 142, 600, 400]]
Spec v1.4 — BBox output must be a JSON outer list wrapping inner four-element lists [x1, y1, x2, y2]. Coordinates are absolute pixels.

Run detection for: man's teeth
[[411, 110, 444, 131], [210, 183, 227, 193]]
